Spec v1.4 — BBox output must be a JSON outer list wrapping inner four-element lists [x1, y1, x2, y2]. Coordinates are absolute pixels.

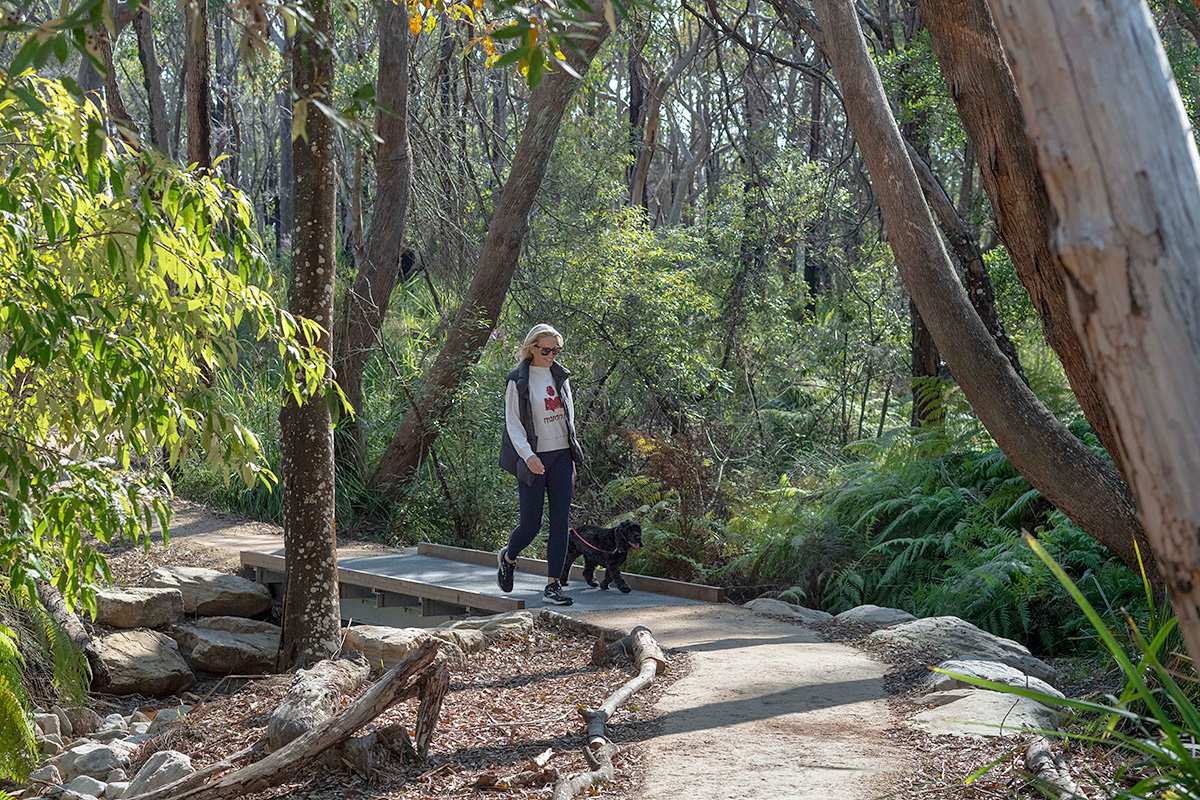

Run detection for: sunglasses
[[538, 346, 562, 356]]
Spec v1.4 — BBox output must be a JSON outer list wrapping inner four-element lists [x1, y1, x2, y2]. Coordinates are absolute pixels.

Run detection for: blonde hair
[[515, 323, 564, 363]]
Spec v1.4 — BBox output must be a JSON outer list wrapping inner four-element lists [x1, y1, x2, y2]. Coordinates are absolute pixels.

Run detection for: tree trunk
[[183, 0, 212, 171], [794, 0, 1157, 584], [278, 33, 294, 251], [909, 299, 943, 427], [368, 7, 614, 494], [332, 0, 414, 478], [36, 582, 110, 691], [278, 0, 341, 670], [914, 0, 1126, 476], [133, 0, 170, 151], [985, 0, 1200, 676]]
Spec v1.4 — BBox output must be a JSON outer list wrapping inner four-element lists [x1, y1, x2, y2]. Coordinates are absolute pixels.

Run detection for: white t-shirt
[[505, 367, 574, 459]]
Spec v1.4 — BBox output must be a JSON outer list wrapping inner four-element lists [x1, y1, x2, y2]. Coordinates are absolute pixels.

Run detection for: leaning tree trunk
[[278, 0, 341, 670], [985, 0, 1200, 678], [133, 0, 170, 151], [333, 0, 414, 477], [368, 7, 614, 494], [183, 0, 212, 171], [798, 0, 1156, 583], [913, 0, 1125, 474]]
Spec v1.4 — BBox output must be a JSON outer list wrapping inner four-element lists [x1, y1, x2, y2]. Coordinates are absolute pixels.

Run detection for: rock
[[100, 714, 127, 733], [61, 792, 100, 800], [29, 764, 62, 785], [106, 769, 127, 782], [911, 689, 1060, 737], [64, 775, 107, 798], [745, 598, 835, 625], [39, 735, 64, 756], [65, 708, 102, 737], [342, 626, 429, 670], [868, 616, 1056, 683], [146, 706, 189, 736], [925, 657, 1064, 700], [89, 728, 127, 743], [50, 706, 74, 738], [129, 722, 150, 736], [107, 782, 129, 800], [93, 588, 185, 630], [169, 617, 281, 674], [61, 742, 125, 781], [128, 711, 151, 725], [125, 750, 195, 797], [148, 566, 271, 617], [428, 628, 487, 654], [95, 629, 195, 697], [35, 712, 62, 738], [441, 610, 535, 637], [833, 604, 917, 630]]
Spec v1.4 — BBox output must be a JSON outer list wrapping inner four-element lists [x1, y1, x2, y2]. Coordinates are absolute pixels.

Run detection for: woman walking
[[497, 324, 584, 605]]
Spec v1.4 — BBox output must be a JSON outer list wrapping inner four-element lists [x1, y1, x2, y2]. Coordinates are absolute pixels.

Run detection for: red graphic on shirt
[[545, 396, 564, 413], [547, 385, 556, 396]]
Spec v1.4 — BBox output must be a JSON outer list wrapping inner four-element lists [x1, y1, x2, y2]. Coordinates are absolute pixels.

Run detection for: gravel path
[[576, 605, 910, 800]]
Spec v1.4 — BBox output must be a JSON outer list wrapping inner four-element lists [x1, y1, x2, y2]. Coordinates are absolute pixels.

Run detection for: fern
[[0, 623, 37, 782]]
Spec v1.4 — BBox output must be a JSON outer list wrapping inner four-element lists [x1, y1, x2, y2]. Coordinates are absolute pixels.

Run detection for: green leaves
[[0, 73, 328, 610]]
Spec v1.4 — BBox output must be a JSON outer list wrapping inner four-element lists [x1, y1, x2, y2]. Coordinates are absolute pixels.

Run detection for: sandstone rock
[[39, 735, 63, 756], [146, 706, 189, 736], [35, 712, 62, 738], [60, 791, 100, 800], [745, 598, 835, 625], [170, 617, 281, 674], [148, 567, 271, 617], [129, 722, 150, 736], [925, 657, 1064, 700], [911, 689, 1060, 737], [29, 764, 62, 785], [65, 708, 102, 736], [50, 706, 73, 738], [106, 768, 127, 782], [441, 610, 535, 636], [107, 781, 129, 800], [342, 626, 428, 670], [64, 775, 106, 798], [125, 750, 195, 797], [428, 628, 486, 654], [93, 588, 185, 630], [95, 630, 195, 697], [100, 714, 127, 733], [61, 742, 125, 781], [833, 604, 917, 630], [868, 616, 1055, 683], [89, 728, 127, 743], [128, 711, 150, 725]]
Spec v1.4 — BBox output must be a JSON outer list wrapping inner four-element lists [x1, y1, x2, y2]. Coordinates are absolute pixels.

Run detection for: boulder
[[146, 706, 190, 737], [170, 617, 281, 674], [147, 566, 271, 618], [61, 742, 125, 781], [868, 616, 1056, 683], [833, 604, 917, 630], [128, 711, 151, 725], [106, 769, 127, 782], [50, 706, 73, 738], [342, 626, 429, 670], [63, 775, 106, 798], [925, 657, 1064, 700], [441, 610, 535, 637], [107, 782, 130, 800], [428, 628, 486, 654], [39, 735, 63, 755], [100, 714, 127, 733], [745, 598, 835, 625], [65, 707, 102, 736], [95, 629, 195, 697], [911, 689, 1060, 737], [34, 712, 61, 738], [93, 588, 185, 629], [29, 764, 62, 785], [125, 750, 195, 797]]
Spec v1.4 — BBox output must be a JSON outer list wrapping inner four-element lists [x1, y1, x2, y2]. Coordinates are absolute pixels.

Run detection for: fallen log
[[1025, 736, 1087, 800], [126, 638, 442, 800], [537, 608, 629, 642], [37, 581, 111, 690], [267, 651, 370, 751], [553, 626, 667, 800], [590, 633, 632, 667]]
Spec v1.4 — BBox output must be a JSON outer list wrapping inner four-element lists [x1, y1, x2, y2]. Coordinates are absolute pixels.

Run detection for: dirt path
[[577, 605, 910, 800]]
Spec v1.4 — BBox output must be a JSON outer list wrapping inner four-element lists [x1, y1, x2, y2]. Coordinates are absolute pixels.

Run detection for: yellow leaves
[[292, 97, 308, 143], [409, 13, 422, 35]]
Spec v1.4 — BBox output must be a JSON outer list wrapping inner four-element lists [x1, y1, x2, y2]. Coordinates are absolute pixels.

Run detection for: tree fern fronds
[[0, 624, 37, 782]]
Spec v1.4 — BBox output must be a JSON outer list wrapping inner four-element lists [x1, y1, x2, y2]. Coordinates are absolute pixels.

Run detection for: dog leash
[[570, 527, 618, 556]]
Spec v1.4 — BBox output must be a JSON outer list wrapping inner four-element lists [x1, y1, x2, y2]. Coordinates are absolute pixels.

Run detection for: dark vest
[[499, 358, 584, 486]]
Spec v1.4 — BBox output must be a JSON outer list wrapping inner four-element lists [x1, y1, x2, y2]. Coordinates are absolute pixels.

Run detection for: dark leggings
[[507, 449, 574, 580]]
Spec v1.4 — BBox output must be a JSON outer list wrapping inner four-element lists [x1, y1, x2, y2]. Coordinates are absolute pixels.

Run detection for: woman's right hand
[[525, 455, 545, 475]]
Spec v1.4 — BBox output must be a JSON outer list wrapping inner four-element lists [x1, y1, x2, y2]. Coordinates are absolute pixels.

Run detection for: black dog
[[560, 520, 642, 593]]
